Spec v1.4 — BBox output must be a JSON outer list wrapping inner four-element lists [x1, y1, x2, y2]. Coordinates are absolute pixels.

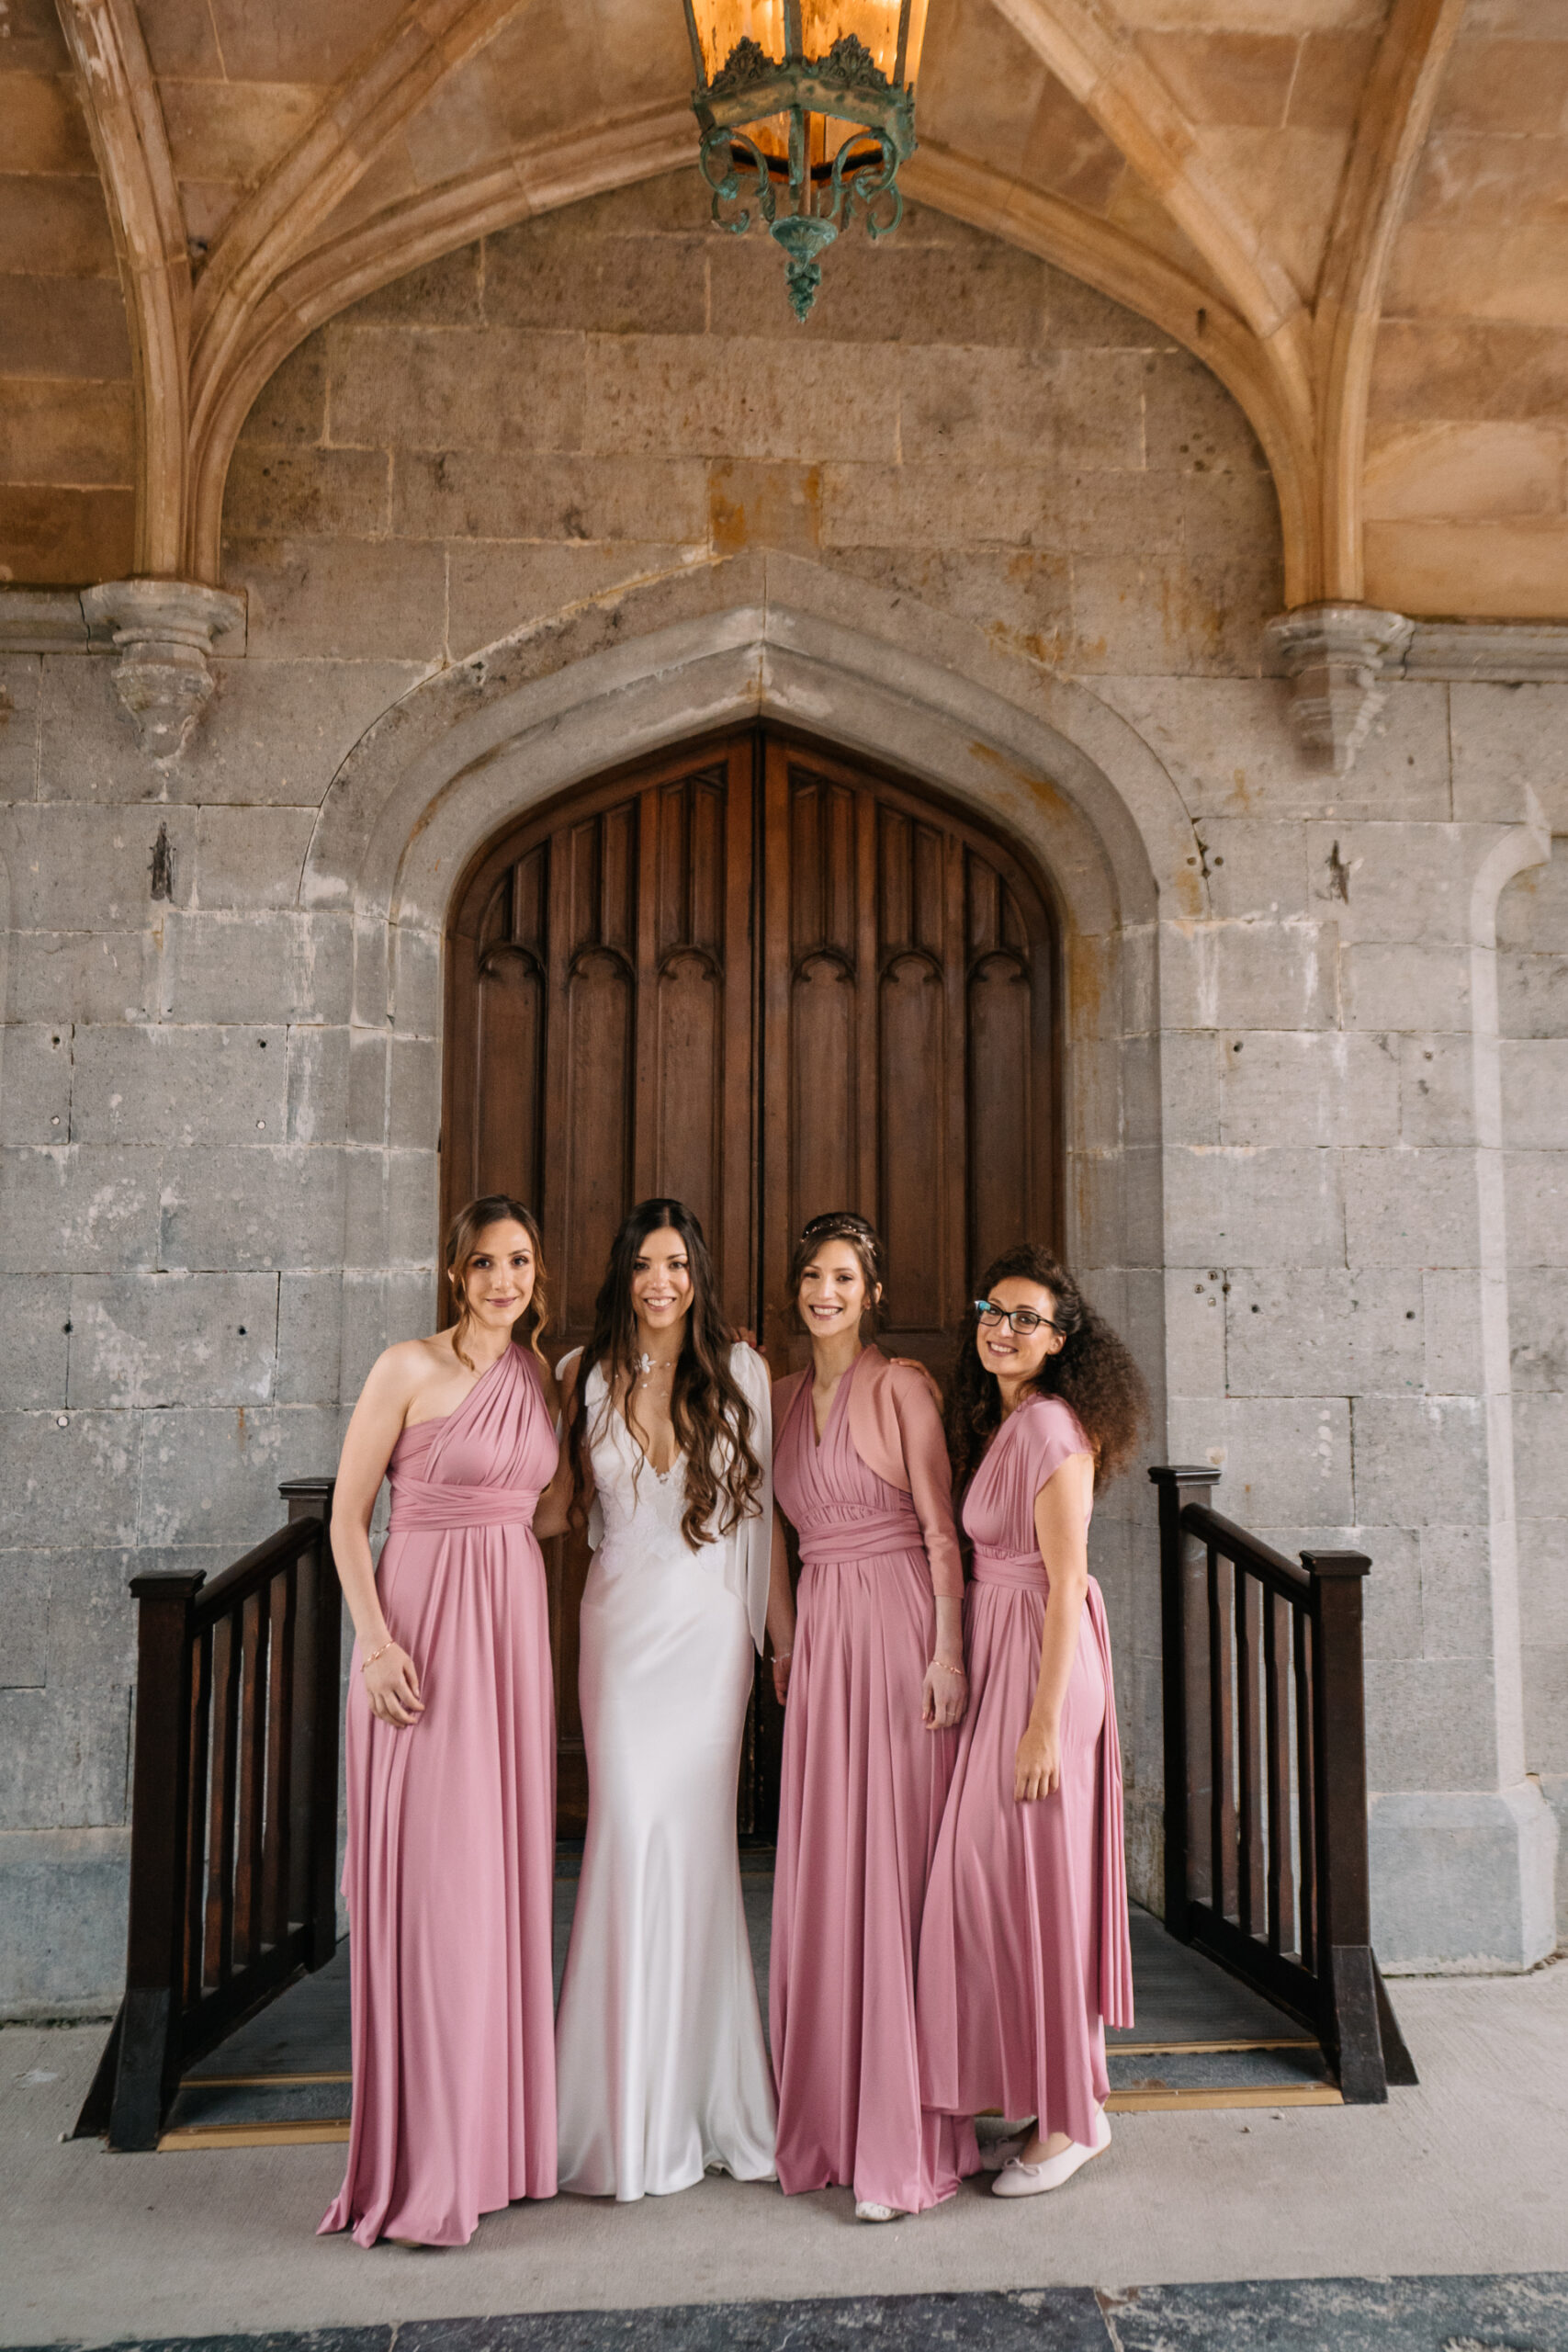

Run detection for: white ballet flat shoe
[[854, 2200, 905, 2222], [990, 2108, 1111, 2199]]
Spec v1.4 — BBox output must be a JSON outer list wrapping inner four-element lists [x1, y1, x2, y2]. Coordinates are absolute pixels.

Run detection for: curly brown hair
[[565, 1197, 763, 1552], [947, 1243, 1147, 1497], [444, 1193, 549, 1374]]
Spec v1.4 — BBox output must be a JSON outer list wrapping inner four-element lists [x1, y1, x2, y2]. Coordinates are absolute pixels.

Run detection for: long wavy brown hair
[[947, 1243, 1147, 1496], [565, 1197, 762, 1551], [445, 1193, 549, 1373]]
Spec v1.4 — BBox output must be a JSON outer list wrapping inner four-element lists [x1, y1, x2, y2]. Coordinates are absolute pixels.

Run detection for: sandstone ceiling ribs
[[2, 0, 1563, 623]]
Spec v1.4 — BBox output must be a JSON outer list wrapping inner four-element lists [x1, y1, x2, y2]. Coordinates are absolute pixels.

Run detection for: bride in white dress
[[550, 1198, 792, 2200]]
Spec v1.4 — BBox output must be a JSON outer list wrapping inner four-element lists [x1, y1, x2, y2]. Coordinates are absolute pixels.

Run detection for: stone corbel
[[1264, 602, 1413, 776], [80, 578, 245, 765]]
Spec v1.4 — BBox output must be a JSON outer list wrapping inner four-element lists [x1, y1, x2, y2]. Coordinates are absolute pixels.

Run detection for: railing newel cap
[[1300, 1548, 1372, 1578], [1148, 1463, 1223, 1486], [127, 1566, 207, 1600], [278, 1476, 335, 1498]]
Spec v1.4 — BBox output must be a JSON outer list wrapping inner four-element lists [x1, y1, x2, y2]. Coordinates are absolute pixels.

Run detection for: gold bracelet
[[362, 1639, 395, 1673], [930, 1657, 965, 1676]]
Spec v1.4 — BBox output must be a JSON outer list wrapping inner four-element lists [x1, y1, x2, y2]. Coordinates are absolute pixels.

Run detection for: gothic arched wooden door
[[445, 728, 1060, 1835]]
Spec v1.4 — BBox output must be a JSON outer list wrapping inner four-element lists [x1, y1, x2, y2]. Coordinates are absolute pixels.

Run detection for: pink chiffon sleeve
[[888, 1363, 964, 1600], [1021, 1396, 1094, 1520]]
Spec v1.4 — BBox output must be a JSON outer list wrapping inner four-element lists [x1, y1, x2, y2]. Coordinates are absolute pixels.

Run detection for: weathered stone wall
[[1500, 841, 1568, 1938], [1118, 667, 1566, 1966], [1, 169, 1562, 2010], [222, 176, 1278, 677]]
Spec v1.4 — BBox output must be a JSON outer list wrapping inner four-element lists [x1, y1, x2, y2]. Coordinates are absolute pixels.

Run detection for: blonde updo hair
[[444, 1193, 549, 1372]]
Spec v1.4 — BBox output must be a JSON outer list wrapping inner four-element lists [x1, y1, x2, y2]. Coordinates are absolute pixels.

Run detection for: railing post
[[106, 1568, 206, 2151], [1149, 1464, 1222, 1941], [281, 1477, 340, 1972], [1303, 1546, 1387, 2104]]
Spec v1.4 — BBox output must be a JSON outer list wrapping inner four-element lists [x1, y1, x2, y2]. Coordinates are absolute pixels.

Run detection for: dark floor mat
[[166, 1873, 1328, 2143]]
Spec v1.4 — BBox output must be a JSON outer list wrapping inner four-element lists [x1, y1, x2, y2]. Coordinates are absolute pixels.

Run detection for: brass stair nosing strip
[[1105, 2085, 1341, 2111], [184, 2071, 352, 2087], [165, 2086, 1343, 2149], [1109, 2037, 1319, 2056], [158, 2120, 352, 2151]]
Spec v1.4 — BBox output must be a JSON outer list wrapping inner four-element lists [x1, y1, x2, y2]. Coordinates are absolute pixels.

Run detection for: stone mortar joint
[[1264, 601, 1414, 779], [80, 578, 246, 768]]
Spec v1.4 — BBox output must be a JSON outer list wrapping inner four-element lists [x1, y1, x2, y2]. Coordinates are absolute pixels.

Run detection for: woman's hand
[[1014, 1716, 1061, 1802], [922, 1656, 967, 1730], [771, 1649, 793, 1707], [532, 1472, 571, 1541], [363, 1641, 423, 1728]]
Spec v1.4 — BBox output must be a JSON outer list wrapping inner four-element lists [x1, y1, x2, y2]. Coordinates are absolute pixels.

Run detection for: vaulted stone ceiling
[[2, 0, 1564, 619]]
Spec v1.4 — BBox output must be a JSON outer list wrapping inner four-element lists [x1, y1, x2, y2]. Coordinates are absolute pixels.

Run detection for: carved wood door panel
[[758, 732, 1059, 1376], [446, 737, 757, 1830], [445, 727, 1058, 1837]]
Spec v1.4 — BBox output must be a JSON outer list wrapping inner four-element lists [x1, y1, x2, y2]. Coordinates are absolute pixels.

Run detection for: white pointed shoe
[[990, 2107, 1111, 2198], [854, 2200, 904, 2222]]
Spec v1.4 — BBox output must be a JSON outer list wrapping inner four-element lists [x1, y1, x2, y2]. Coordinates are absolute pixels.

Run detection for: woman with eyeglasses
[[766, 1211, 974, 2222], [917, 1245, 1145, 2199]]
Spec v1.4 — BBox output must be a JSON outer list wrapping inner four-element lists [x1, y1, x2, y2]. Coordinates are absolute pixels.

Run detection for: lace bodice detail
[[584, 1365, 695, 1548], [571, 1345, 774, 1651]]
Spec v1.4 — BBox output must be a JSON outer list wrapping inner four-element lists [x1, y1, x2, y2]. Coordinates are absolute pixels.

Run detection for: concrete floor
[[3, 1960, 1565, 2346]]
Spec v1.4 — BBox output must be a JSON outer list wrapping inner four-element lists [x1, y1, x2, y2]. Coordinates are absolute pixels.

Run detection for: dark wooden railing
[[1151, 1464, 1416, 2104], [74, 1477, 342, 2150]]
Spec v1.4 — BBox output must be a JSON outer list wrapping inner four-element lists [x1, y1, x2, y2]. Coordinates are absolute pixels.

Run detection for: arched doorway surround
[[445, 725, 1063, 1360], [444, 724, 1064, 1830], [301, 556, 1190, 1881]]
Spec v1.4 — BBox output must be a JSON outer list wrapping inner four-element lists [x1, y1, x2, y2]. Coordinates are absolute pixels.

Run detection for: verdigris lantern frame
[[681, 1, 922, 322]]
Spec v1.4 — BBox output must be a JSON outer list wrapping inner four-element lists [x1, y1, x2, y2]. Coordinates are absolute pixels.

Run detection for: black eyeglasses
[[974, 1299, 1062, 1337]]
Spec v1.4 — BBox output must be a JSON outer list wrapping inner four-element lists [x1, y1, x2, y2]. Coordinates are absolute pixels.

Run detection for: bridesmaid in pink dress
[[320, 1195, 560, 2248], [768, 1212, 975, 2222], [918, 1244, 1145, 2199]]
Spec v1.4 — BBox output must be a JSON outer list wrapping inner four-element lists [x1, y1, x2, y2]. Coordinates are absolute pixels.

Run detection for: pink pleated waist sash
[[969, 1546, 1049, 1589], [796, 1504, 924, 1566], [387, 1473, 542, 1532]]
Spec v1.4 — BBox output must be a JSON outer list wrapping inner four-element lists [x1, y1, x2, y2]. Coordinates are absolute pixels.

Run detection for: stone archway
[[442, 718, 1067, 1834], [299, 552, 1195, 1889]]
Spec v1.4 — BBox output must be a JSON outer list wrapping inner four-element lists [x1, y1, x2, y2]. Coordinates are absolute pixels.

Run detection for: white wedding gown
[[555, 1343, 778, 2199]]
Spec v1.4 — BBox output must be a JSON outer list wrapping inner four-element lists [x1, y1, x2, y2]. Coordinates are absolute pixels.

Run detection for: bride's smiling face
[[630, 1226, 693, 1338]]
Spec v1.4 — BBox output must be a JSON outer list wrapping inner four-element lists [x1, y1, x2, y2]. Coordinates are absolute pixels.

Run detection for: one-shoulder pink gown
[[917, 1393, 1134, 2150], [320, 1343, 558, 2247], [770, 1349, 975, 2213]]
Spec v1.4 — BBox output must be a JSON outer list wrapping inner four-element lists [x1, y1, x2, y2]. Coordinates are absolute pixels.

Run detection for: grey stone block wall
[[1, 171, 1564, 2007], [1500, 843, 1568, 1940], [0, 637, 431, 2013]]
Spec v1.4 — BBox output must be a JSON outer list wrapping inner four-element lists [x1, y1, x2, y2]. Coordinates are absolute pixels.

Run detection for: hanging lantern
[[682, 2, 928, 322]]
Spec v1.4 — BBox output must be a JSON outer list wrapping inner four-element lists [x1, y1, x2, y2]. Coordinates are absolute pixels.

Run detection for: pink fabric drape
[[320, 1344, 558, 2248], [770, 1351, 975, 2212], [772, 1351, 964, 1597], [917, 1393, 1133, 2149]]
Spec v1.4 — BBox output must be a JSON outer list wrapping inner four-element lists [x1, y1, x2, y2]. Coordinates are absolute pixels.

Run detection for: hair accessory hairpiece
[[798, 1209, 880, 1256]]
